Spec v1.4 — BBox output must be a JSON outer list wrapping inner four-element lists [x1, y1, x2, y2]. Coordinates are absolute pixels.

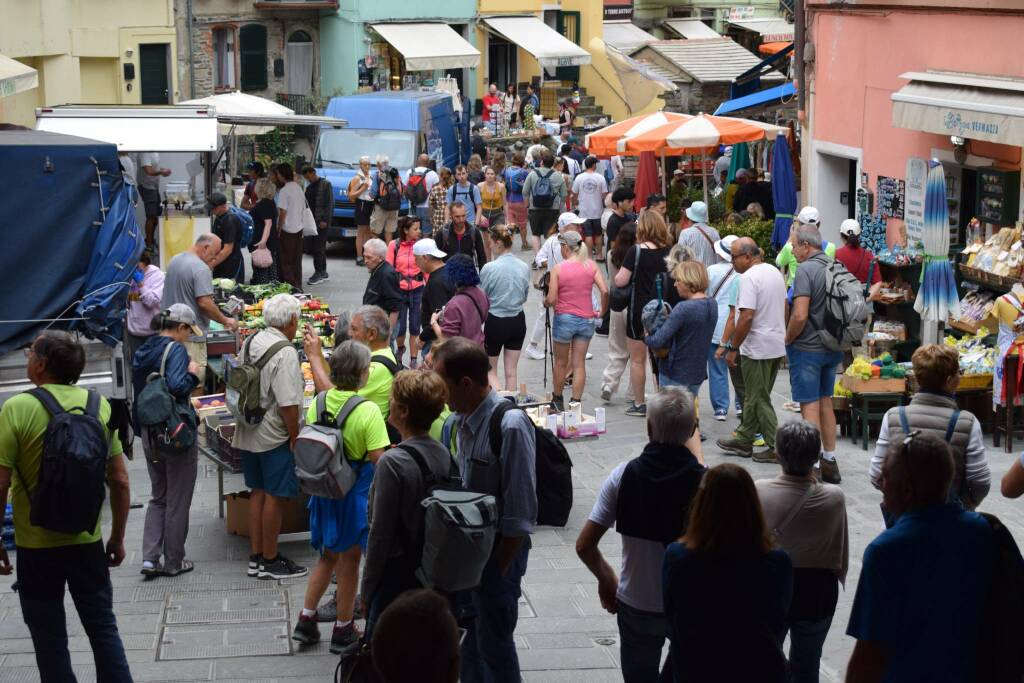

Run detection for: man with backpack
[[0, 331, 133, 682], [445, 165, 483, 227], [432, 337, 538, 683], [230, 294, 309, 580], [523, 151, 567, 253], [208, 192, 246, 283], [371, 155, 402, 245], [437, 202, 488, 270], [303, 165, 334, 285], [348, 305, 399, 422], [407, 153, 440, 236], [783, 224, 845, 484]]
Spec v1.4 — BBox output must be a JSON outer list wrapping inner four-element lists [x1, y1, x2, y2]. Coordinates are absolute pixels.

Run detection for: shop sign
[[604, 0, 633, 21], [728, 7, 756, 19], [943, 111, 999, 138], [904, 157, 927, 243]]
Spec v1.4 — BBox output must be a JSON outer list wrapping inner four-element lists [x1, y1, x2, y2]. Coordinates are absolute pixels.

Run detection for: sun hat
[[685, 201, 709, 224], [714, 235, 738, 263]]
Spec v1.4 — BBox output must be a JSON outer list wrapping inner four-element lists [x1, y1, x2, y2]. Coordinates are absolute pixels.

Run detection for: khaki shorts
[[184, 339, 208, 387], [369, 206, 398, 235]]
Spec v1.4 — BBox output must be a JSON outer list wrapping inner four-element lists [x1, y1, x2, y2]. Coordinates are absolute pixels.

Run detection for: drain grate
[[160, 640, 291, 660], [135, 581, 273, 602], [166, 607, 286, 624], [159, 623, 291, 661]]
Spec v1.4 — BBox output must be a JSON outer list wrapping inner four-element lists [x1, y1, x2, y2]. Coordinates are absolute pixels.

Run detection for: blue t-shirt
[[847, 504, 992, 682], [663, 543, 792, 683]]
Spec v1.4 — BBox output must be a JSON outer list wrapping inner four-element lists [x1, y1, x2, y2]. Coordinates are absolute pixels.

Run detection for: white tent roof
[[370, 23, 480, 71]]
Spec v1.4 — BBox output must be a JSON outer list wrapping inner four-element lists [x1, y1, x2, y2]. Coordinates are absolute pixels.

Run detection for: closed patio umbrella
[[770, 134, 797, 250], [633, 151, 660, 211], [914, 160, 960, 342], [728, 142, 750, 184]]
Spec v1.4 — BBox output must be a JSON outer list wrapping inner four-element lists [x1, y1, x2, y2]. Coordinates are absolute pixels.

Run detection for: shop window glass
[[213, 28, 236, 90], [240, 24, 268, 92]]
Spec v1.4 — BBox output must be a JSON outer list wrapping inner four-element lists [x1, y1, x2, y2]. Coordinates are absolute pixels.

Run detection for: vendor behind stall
[[208, 192, 245, 283]]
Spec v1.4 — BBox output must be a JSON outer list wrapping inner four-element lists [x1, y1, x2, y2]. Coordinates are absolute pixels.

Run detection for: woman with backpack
[[360, 370, 452, 638], [466, 154, 486, 185], [445, 165, 483, 227], [386, 216, 426, 368], [293, 339, 390, 654], [429, 254, 489, 346], [504, 152, 530, 250], [131, 304, 202, 578]]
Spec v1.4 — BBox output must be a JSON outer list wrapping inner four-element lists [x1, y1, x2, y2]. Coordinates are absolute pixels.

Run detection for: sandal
[[163, 560, 195, 577]]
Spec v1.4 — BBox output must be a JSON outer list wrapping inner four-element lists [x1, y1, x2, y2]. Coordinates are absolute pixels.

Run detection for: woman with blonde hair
[[645, 260, 717, 460], [248, 176, 280, 284], [545, 230, 609, 411], [663, 463, 792, 681], [612, 208, 675, 417], [478, 166, 506, 230]]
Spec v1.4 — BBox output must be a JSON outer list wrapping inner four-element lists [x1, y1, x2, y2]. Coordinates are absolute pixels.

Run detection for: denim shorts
[[241, 442, 299, 498], [552, 313, 596, 344], [787, 347, 843, 404]]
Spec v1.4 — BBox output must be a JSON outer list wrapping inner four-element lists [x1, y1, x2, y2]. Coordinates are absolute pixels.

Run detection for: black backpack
[[404, 170, 429, 205], [372, 354, 404, 377], [136, 342, 197, 453], [17, 388, 110, 535], [377, 171, 402, 211], [488, 401, 573, 527], [975, 512, 1024, 683]]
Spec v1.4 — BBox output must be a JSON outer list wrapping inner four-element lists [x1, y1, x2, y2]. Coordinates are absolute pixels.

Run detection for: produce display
[[239, 294, 335, 349], [845, 353, 908, 380], [944, 331, 996, 376]]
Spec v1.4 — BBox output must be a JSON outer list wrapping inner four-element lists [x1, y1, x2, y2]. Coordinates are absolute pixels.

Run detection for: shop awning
[[715, 81, 796, 115], [603, 21, 657, 53], [758, 41, 791, 55], [727, 18, 794, 43], [369, 23, 480, 71], [482, 16, 591, 68], [892, 71, 1024, 146], [662, 19, 720, 40], [0, 54, 37, 99]]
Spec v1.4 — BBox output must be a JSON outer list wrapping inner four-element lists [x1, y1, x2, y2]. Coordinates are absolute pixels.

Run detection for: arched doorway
[[285, 30, 314, 95]]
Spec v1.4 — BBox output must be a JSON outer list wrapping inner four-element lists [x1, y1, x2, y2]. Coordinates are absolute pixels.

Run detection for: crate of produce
[[212, 422, 242, 469], [841, 376, 907, 394], [958, 373, 993, 391], [202, 412, 234, 445]]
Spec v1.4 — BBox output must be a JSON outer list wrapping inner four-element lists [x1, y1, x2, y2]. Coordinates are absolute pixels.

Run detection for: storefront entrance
[[488, 35, 517, 91]]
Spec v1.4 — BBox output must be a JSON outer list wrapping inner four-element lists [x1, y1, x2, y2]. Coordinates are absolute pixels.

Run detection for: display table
[[850, 392, 907, 451], [199, 443, 242, 519], [994, 354, 1024, 452]]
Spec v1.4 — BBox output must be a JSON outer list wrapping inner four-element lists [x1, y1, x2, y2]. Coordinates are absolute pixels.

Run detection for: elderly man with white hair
[[231, 293, 308, 581], [361, 238, 402, 333], [370, 154, 401, 244]]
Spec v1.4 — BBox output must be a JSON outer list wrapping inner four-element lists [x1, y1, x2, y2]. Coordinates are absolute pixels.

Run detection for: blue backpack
[[507, 167, 528, 196], [531, 169, 556, 209], [228, 206, 255, 249]]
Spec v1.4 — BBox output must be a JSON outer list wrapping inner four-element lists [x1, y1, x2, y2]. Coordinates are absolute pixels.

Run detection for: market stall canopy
[[892, 71, 1024, 146], [180, 91, 346, 135], [726, 18, 795, 43], [35, 106, 220, 152], [661, 19, 720, 40], [631, 39, 786, 85], [0, 54, 37, 99], [585, 111, 691, 157], [602, 21, 658, 53], [715, 81, 796, 116], [482, 16, 591, 68], [622, 112, 787, 154], [369, 23, 480, 71], [591, 37, 677, 116]]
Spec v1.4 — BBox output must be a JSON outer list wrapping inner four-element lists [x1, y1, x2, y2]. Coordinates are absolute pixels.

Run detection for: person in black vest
[[208, 192, 245, 283], [575, 387, 705, 682], [437, 201, 487, 270]]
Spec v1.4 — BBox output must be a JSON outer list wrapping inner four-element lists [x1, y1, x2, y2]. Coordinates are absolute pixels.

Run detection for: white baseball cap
[[557, 212, 586, 229], [796, 206, 821, 225], [840, 218, 862, 236], [412, 238, 447, 259]]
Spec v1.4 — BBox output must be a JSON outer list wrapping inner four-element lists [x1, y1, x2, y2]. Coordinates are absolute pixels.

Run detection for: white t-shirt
[[411, 166, 440, 208], [735, 262, 788, 360], [536, 234, 565, 269], [119, 154, 137, 187], [277, 181, 307, 234], [137, 152, 161, 191], [588, 462, 666, 613], [571, 171, 608, 221]]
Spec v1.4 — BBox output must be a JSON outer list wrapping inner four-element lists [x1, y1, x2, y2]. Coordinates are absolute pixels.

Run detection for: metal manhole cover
[[159, 622, 291, 660], [165, 590, 288, 624], [134, 581, 273, 602]]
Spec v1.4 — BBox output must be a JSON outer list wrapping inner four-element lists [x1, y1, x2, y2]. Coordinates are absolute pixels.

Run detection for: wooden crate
[[959, 373, 993, 391], [841, 376, 907, 394]]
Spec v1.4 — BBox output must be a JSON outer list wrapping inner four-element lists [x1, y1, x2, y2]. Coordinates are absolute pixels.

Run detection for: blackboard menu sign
[[877, 175, 905, 219]]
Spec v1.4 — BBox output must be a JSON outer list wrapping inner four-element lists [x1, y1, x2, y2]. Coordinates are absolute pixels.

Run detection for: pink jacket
[[386, 239, 424, 291], [126, 265, 165, 336]]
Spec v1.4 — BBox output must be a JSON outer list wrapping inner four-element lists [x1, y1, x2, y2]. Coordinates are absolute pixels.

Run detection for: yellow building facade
[[0, 0, 177, 127], [475, 0, 659, 125]]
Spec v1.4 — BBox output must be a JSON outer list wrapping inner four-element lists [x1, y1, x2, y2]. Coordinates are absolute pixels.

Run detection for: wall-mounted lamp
[[125, 48, 134, 58]]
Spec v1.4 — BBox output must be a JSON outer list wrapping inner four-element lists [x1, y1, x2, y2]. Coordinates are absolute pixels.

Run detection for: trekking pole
[[542, 306, 551, 388]]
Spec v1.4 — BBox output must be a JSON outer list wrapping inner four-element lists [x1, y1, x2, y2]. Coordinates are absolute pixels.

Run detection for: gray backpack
[[401, 443, 497, 593], [293, 392, 367, 499]]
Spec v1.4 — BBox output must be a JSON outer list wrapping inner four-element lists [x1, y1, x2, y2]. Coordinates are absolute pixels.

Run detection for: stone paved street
[[2, 248, 1022, 683]]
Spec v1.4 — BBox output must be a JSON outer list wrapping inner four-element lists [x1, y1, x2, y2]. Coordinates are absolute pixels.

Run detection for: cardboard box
[[224, 491, 310, 537], [841, 376, 906, 394]]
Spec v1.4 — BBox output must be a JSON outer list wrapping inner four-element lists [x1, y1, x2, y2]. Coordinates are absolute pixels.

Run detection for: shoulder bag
[[301, 191, 318, 237], [609, 245, 641, 312]]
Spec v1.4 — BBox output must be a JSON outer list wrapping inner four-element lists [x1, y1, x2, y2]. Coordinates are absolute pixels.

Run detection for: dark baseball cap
[[207, 192, 228, 209], [246, 161, 264, 174]]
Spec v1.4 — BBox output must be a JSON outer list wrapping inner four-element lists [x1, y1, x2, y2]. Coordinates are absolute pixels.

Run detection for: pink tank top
[[555, 261, 597, 318]]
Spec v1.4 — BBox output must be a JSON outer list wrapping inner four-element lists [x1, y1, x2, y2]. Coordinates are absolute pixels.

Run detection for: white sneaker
[[525, 346, 546, 360], [585, 351, 593, 360]]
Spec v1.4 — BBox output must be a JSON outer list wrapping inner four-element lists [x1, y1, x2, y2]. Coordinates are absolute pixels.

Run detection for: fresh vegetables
[[845, 353, 907, 380]]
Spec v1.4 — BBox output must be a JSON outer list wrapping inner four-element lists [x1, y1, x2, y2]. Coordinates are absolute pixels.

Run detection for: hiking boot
[[292, 614, 321, 645], [600, 385, 612, 402], [247, 553, 261, 578], [717, 436, 753, 458], [753, 434, 766, 447], [752, 448, 779, 464], [317, 593, 363, 622], [525, 345, 545, 360], [820, 458, 842, 484], [330, 622, 361, 654], [258, 555, 308, 580], [624, 402, 647, 417]]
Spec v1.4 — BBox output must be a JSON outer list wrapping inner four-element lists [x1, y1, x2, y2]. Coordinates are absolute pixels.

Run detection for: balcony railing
[[253, 0, 339, 10]]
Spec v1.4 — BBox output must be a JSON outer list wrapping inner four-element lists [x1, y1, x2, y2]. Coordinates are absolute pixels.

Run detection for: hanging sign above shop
[[604, 0, 633, 20], [904, 157, 927, 242]]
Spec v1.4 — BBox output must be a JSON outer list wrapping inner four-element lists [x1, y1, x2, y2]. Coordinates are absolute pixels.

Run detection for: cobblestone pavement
[[2, 249, 1022, 682]]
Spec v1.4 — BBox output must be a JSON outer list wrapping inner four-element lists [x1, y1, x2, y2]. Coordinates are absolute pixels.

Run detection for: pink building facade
[[804, 2, 1024, 247]]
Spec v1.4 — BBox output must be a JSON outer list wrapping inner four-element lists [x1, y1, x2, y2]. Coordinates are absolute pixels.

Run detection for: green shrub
[[714, 216, 778, 261], [668, 185, 726, 224]]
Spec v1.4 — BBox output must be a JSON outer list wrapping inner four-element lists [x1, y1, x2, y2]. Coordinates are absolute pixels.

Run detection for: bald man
[[410, 153, 440, 236]]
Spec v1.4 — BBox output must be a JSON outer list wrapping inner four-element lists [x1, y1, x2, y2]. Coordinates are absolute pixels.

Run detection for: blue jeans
[[787, 616, 833, 683], [617, 602, 668, 683], [17, 541, 133, 683], [415, 205, 433, 236], [707, 344, 738, 414], [461, 540, 530, 683], [396, 286, 424, 343]]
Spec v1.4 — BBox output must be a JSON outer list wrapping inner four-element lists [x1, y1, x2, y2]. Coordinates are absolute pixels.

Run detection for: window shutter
[[240, 24, 268, 92]]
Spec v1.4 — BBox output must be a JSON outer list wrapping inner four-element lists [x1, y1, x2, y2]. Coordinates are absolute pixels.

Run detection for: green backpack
[[226, 335, 291, 426]]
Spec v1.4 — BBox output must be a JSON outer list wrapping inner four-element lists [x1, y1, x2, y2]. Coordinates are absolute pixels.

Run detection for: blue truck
[[315, 90, 469, 243]]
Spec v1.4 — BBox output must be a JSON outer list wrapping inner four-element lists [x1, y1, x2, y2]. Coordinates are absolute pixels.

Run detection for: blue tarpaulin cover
[[0, 130, 143, 355], [715, 82, 797, 116]]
